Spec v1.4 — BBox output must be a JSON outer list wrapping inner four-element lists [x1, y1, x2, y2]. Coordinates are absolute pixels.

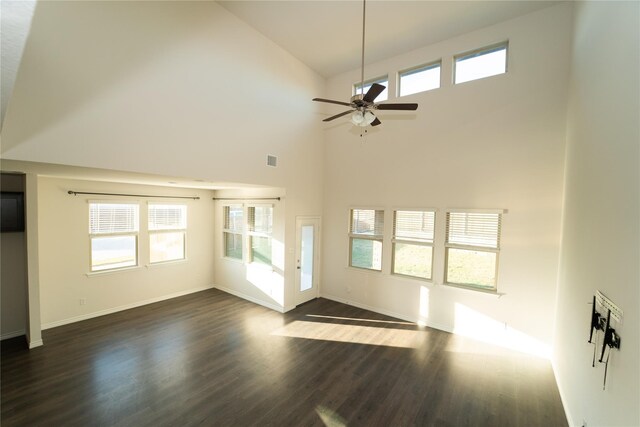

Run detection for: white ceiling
[[218, 0, 562, 78]]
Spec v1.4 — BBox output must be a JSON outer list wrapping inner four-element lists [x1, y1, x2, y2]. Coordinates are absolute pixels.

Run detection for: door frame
[[295, 216, 321, 306]]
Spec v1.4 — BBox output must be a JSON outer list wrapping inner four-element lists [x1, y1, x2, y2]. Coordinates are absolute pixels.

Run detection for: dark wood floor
[[2, 289, 567, 426]]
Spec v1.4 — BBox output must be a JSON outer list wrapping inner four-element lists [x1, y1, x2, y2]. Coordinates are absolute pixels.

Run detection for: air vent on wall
[[267, 155, 277, 167]]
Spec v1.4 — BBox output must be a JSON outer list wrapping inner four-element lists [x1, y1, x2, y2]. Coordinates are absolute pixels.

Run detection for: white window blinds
[[350, 209, 384, 237], [446, 212, 501, 248], [248, 206, 273, 234], [224, 206, 243, 232], [393, 211, 434, 242], [89, 203, 139, 234], [148, 204, 187, 230]]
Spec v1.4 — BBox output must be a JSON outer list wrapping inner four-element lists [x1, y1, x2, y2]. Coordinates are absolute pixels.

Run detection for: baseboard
[[551, 359, 575, 427], [214, 284, 285, 313], [41, 285, 215, 330], [1, 329, 26, 341], [319, 292, 453, 334], [28, 338, 44, 349]]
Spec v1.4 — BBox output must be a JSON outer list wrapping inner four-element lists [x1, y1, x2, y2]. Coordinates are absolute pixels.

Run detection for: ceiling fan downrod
[[360, 0, 366, 97]]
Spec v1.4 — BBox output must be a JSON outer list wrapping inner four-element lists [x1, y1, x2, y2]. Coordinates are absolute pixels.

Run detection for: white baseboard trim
[[1, 329, 26, 341], [41, 285, 215, 330], [214, 284, 285, 313], [28, 338, 44, 349], [551, 359, 575, 427], [320, 292, 455, 335]]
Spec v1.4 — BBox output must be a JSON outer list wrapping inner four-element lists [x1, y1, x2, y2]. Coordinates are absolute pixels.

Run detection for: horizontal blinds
[[148, 204, 187, 230], [350, 209, 384, 238], [248, 206, 273, 234], [446, 212, 501, 249], [90, 203, 139, 234], [394, 210, 434, 242], [224, 206, 243, 232]]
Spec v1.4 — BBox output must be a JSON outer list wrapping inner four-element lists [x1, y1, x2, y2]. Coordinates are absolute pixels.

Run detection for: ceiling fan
[[312, 0, 418, 128]]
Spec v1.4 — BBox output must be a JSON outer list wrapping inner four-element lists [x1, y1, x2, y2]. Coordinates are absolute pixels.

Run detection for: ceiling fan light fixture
[[364, 111, 376, 125], [311, 0, 418, 130], [351, 110, 365, 125]]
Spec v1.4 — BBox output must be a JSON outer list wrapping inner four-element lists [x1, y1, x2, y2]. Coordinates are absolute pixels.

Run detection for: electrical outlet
[[79, 298, 86, 306]]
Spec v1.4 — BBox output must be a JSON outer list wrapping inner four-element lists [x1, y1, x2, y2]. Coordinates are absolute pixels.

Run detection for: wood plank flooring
[[1, 289, 567, 426]]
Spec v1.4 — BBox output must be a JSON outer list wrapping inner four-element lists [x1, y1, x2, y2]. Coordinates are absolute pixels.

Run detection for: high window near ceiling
[[349, 208, 384, 271], [454, 42, 508, 84], [89, 202, 139, 272], [354, 76, 388, 101], [398, 62, 441, 97], [445, 211, 502, 291], [148, 204, 187, 264], [392, 210, 435, 280]]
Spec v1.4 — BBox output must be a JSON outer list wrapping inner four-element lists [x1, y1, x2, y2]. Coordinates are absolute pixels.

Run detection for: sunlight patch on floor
[[316, 405, 347, 427], [271, 320, 424, 348]]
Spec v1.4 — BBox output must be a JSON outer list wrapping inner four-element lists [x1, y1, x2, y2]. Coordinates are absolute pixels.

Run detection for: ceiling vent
[[266, 155, 277, 167]]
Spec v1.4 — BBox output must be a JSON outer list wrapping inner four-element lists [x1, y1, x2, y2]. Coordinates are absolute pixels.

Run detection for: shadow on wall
[[1, 1, 215, 152]]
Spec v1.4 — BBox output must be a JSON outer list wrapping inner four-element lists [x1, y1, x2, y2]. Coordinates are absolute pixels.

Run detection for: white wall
[[553, 2, 640, 426], [0, 173, 27, 339], [0, 1, 325, 193], [213, 188, 287, 311], [321, 4, 573, 356], [37, 177, 216, 328], [0, 1, 325, 317]]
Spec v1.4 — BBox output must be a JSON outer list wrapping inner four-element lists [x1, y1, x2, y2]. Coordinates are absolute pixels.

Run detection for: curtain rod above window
[[212, 197, 281, 201], [67, 191, 200, 200]]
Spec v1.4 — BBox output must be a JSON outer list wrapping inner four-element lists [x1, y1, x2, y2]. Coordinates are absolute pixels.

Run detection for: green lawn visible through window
[[251, 236, 272, 265], [446, 248, 496, 288], [351, 238, 382, 270], [393, 243, 432, 279]]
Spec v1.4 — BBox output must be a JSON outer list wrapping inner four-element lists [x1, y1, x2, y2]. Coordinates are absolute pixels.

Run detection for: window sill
[[86, 265, 141, 277], [347, 265, 382, 274], [221, 256, 244, 264], [145, 259, 187, 268], [441, 282, 505, 298], [391, 272, 433, 285]]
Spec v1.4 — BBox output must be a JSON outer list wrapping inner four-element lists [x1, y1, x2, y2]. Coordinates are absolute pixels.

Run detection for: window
[[349, 209, 384, 271], [398, 62, 441, 97], [445, 211, 502, 291], [248, 205, 273, 265], [148, 204, 186, 264], [354, 76, 388, 102], [223, 205, 243, 260], [89, 202, 139, 272], [392, 210, 435, 280], [454, 42, 508, 84]]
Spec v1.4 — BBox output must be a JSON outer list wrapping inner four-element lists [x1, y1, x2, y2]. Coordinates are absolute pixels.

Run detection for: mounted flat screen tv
[[1, 192, 25, 232]]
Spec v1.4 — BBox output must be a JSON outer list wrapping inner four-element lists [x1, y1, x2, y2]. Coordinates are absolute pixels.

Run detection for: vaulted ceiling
[[218, 1, 561, 77], [1, 1, 561, 130]]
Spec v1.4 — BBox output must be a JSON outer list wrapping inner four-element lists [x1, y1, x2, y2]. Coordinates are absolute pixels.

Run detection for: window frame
[[88, 201, 140, 273], [397, 61, 441, 97], [453, 41, 509, 85], [391, 209, 436, 281], [247, 204, 274, 266], [353, 75, 389, 101], [148, 203, 187, 265], [444, 209, 503, 292], [348, 208, 385, 272], [222, 204, 244, 262]]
